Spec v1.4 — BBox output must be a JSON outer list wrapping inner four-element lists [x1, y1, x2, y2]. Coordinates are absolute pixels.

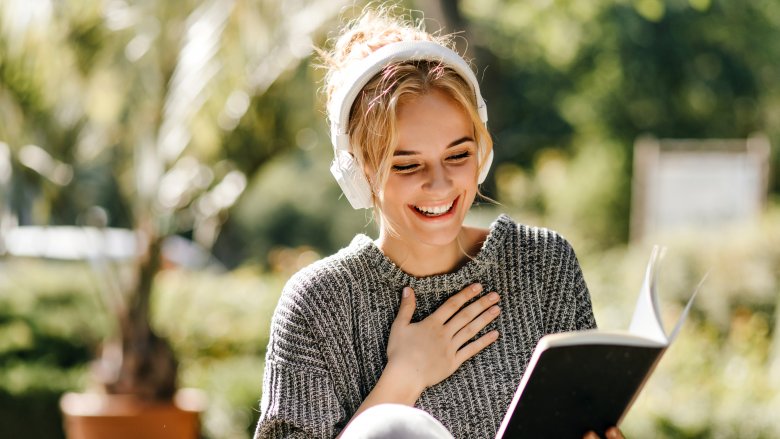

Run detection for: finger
[[452, 305, 501, 347], [429, 283, 483, 324], [606, 427, 624, 439], [444, 291, 500, 335], [583, 432, 600, 439], [454, 330, 499, 365], [393, 287, 416, 325]]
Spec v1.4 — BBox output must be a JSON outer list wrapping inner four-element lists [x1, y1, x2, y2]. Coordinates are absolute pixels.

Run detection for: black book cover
[[495, 246, 705, 439], [498, 343, 663, 438]]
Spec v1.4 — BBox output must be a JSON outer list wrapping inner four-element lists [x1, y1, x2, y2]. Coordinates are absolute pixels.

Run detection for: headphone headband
[[327, 41, 491, 209]]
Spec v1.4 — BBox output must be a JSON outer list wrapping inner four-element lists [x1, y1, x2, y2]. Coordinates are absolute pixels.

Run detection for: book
[[495, 246, 704, 438]]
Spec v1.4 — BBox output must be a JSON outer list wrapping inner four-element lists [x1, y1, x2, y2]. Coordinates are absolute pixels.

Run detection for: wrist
[[381, 361, 426, 403], [342, 361, 426, 434]]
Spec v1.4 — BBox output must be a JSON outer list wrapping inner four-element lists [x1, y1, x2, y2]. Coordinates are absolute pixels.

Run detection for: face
[[375, 88, 479, 250]]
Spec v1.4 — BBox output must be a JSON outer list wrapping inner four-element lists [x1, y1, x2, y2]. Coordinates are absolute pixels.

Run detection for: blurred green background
[[1, 0, 779, 437]]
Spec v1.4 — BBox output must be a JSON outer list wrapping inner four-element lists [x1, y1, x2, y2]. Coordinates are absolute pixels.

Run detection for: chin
[[403, 201, 469, 247]]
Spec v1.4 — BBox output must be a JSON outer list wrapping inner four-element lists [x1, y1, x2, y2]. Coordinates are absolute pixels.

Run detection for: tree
[[458, 0, 780, 246], [0, 0, 350, 401]]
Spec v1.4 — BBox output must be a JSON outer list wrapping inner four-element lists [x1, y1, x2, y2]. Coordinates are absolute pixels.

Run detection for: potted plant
[[59, 222, 209, 439], [44, 1, 253, 436]]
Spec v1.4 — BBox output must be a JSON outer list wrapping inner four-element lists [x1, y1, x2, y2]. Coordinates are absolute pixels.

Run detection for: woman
[[255, 7, 622, 439]]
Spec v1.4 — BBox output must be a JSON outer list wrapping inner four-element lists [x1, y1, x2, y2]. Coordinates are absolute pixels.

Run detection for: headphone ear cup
[[478, 149, 493, 184], [330, 151, 374, 209]]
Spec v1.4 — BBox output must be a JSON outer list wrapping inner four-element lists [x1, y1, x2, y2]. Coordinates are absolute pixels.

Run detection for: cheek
[[377, 178, 412, 208], [384, 172, 422, 191], [455, 163, 480, 188]]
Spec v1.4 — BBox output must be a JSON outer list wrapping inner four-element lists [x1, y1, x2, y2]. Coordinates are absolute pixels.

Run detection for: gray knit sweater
[[255, 214, 596, 438]]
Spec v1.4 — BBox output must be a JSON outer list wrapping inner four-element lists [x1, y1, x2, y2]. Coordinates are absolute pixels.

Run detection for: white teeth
[[414, 201, 454, 216]]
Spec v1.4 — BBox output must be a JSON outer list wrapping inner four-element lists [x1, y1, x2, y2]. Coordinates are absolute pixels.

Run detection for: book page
[[628, 246, 668, 344], [669, 270, 709, 341]]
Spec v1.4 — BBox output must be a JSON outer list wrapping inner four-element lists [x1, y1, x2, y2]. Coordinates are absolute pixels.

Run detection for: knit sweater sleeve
[[254, 276, 346, 438], [540, 231, 598, 333]]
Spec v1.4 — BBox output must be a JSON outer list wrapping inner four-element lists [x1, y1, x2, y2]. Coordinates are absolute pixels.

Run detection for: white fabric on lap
[[340, 404, 454, 439]]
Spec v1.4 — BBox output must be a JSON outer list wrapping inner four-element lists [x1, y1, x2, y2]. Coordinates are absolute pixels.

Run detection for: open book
[[495, 246, 704, 438]]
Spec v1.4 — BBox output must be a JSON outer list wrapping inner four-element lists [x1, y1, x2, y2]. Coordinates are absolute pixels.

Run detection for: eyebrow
[[393, 136, 474, 156]]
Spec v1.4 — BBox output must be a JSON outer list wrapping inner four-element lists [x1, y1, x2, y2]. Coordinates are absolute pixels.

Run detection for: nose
[[422, 162, 452, 194]]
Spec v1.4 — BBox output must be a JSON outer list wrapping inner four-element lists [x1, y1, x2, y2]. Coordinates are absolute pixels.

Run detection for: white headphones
[[327, 41, 492, 209]]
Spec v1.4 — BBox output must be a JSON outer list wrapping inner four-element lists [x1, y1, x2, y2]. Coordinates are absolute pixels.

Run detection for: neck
[[376, 228, 480, 278]]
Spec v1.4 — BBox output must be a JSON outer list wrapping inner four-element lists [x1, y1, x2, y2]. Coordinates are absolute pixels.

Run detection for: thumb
[[394, 286, 416, 325]]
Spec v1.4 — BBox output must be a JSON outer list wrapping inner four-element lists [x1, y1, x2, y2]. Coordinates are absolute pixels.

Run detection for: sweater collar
[[350, 214, 513, 295]]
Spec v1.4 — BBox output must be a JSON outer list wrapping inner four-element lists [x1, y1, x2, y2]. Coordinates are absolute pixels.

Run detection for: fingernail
[[472, 283, 483, 293], [606, 428, 619, 439], [491, 330, 499, 339], [402, 287, 411, 298], [490, 306, 500, 315], [489, 292, 499, 302]]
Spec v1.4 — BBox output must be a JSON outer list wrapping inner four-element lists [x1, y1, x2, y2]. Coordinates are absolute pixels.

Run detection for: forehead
[[394, 89, 473, 151], [396, 87, 466, 113]]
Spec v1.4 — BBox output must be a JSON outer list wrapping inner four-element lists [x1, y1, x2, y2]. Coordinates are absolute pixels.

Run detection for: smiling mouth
[[412, 197, 458, 217]]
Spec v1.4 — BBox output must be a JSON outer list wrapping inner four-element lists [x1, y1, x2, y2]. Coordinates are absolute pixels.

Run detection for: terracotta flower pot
[[60, 388, 207, 439]]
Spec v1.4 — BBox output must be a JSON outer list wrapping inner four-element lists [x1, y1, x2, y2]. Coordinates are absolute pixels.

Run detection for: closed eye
[[392, 163, 420, 173], [447, 151, 472, 162]]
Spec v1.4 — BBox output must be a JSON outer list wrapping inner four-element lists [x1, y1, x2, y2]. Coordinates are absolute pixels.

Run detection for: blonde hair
[[320, 6, 493, 213]]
